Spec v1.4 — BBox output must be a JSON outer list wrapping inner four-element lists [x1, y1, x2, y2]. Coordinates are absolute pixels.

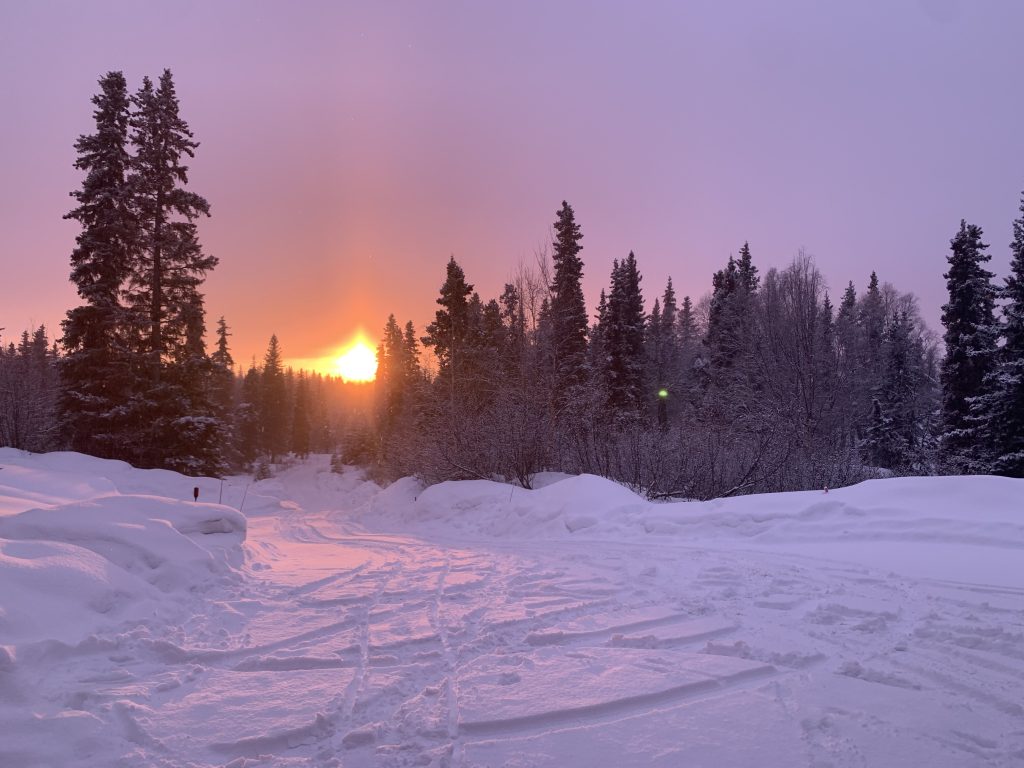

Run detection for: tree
[[602, 252, 646, 413], [422, 256, 473, 403], [499, 282, 527, 377], [645, 278, 682, 427], [376, 314, 409, 433], [209, 316, 235, 413], [236, 361, 261, 465], [119, 70, 221, 472], [127, 70, 215, 372], [864, 310, 923, 470], [291, 374, 311, 458], [970, 194, 1024, 476], [260, 335, 288, 461], [737, 241, 759, 293], [150, 287, 229, 475], [1, 326, 59, 451], [548, 201, 588, 395], [940, 220, 999, 468], [60, 71, 136, 458], [859, 271, 886, 402], [702, 246, 760, 414]]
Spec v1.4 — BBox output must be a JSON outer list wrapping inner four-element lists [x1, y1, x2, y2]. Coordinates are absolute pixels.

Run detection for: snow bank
[[357, 471, 1024, 586], [0, 450, 246, 647], [361, 474, 646, 538]]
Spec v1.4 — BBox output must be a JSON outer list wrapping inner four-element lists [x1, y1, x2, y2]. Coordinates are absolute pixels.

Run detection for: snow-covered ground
[[1, 449, 1022, 767]]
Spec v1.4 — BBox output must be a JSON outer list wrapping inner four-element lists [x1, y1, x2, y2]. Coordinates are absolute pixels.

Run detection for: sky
[[2, 0, 1023, 371]]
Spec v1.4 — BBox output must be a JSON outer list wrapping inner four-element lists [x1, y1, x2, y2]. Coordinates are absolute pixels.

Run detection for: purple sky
[[2, 1, 1022, 369]]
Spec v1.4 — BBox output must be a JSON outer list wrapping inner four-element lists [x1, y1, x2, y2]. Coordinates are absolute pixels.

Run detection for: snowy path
[[2, 454, 1023, 766]]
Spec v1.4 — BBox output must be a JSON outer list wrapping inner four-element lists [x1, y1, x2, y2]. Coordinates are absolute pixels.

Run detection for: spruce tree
[[865, 310, 920, 470], [859, 272, 885, 390], [402, 321, 422, 383], [157, 292, 226, 475], [703, 247, 759, 403], [588, 289, 609, 376], [127, 70, 214, 371], [236, 362, 261, 465], [376, 314, 407, 432], [971, 194, 1024, 476], [646, 278, 682, 426], [499, 283, 527, 377], [677, 295, 698, 392], [833, 281, 862, 445], [737, 241, 759, 293], [602, 252, 646, 413], [209, 316, 235, 414], [125, 70, 220, 471], [291, 374, 311, 458], [60, 71, 136, 458], [549, 201, 588, 395], [259, 335, 288, 461], [835, 281, 859, 368], [940, 220, 999, 468], [422, 256, 474, 403]]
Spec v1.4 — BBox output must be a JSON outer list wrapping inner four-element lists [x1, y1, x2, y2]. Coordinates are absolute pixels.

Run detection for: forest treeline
[[2, 71, 1022, 496], [362, 199, 1024, 497]]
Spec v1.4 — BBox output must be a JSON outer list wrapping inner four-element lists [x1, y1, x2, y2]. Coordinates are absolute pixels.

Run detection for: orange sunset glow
[[328, 336, 378, 382]]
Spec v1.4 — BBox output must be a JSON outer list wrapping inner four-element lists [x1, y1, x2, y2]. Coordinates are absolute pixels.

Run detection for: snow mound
[[0, 495, 245, 592], [0, 450, 246, 647], [357, 472, 1024, 586], [361, 474, 647, 538]]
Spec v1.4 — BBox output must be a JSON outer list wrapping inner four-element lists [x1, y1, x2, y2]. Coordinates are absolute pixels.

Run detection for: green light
[[657, 388, 669, 398]]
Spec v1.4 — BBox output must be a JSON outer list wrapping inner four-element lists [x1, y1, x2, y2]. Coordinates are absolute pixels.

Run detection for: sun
[[333, 338, 378, 382]]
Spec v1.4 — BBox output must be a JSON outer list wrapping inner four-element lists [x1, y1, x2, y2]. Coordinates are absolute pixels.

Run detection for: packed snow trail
[[1, 451, 1022, 766]]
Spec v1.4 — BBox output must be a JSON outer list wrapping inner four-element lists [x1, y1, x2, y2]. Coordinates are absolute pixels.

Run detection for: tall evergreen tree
[[209, 316, 235, 413], [499, 283, 527, 376], [156, 293, 227, 475], [865, 310, 921, 470], [60, 71, 136, 458], [259, 335, 288, 461], [125, 70, 220, 471], [422, 256, 474, 404], [859, 271, 886, 394], [835, 281, 859, 370], [587, 289, 609, 376], [970, 194, 1024, 476], [291, 374, 311, 458], [377, 315, 409, 432], [402, 321, 422, 383], [602, 252, 646, 413], [548, 201, 588, 396], [676, 294, 699, 396], [236, 361, 261, 465], [737, 241, 759, 293], [127, 70, 215, 371], [703, 246, 759, 404], [940, 220, 999, 468]]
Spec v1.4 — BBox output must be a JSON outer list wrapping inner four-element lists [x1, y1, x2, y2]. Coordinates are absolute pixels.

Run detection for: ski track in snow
[[1, 454, 1023, 767]]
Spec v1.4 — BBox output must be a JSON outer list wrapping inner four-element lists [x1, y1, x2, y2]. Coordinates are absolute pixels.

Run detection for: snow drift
[[361, 470, 1024, 587], [0, 448, 245, 647]]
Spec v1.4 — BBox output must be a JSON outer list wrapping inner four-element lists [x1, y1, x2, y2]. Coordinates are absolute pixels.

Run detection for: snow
[[1, 447, 1022, 766]]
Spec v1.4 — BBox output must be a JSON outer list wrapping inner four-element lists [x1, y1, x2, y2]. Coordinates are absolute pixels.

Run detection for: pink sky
[[2, 1, 1022, 369]]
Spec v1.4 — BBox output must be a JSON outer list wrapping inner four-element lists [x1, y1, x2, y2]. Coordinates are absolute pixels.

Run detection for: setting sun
[[333, 339, 378, 382]]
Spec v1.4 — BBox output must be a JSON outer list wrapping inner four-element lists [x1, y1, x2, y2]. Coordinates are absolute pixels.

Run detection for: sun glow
[[333, 338, 378, 382]]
